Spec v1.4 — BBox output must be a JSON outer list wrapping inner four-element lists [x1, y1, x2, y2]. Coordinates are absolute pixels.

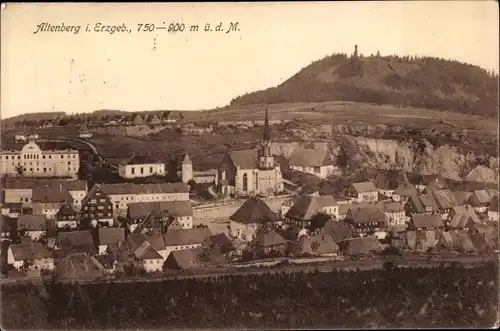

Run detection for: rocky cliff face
[[271, 136, 499, 183]]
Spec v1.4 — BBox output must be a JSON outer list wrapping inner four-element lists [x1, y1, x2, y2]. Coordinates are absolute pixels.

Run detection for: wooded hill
[[230, 52, 499, 118]]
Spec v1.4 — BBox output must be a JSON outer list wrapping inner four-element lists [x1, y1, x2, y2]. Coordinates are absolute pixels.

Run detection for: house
[[81, 185, 114, 228], [55, 201, 78, 230], [468, 190, 494, 214], [435, 231, 476, 254], [145, 114, 162, 125], [130, 113, 145, 126], [78, 123, 93, 139], [409, 230, 439, 252], [94, 254, 118, 273], [0, 139, 80, 178], [97, 227, 125, 255], [32, 185, 74, 220], [407, 193, 439, 215], [7, 243, 54, 271], [229, 197, 280, 242], [118, 155, 165, 179], [291, 234, 339, 257], [143, 232, 168, 260], [376, 201, 406, 228], [392, 183, 418, 203], [487, 196, 499, 222], [163, 227, 213, 259], [3, 178, 87, 210], [217, 109, 284, 197], [343, 236, 382, 257], [453, 191, 473, 207], [344, 206, 387, 236], [1, 215, 16, 239], [409, 214, 444, 231], [127, 200, 194, 233], [347, 182, 378, 203], [253, 229, 287, 258], [1, 203, 23, 219], [53, 253, 105, 281], [17, 215, 47, 240], [56, 230, 96, 256], [88, 182, 190, 217], [372, 173, 399, 198], [202, 233, 235, 255], [428, 189, 459, 220], [131, 241, 164, 273], [321, 219, 353, 243], [281, 196, 300, 218], [288, 148, 338, 179], [447, 205, 480, 230], [164, 246, 225, 270], [284, 195, 339, 228]]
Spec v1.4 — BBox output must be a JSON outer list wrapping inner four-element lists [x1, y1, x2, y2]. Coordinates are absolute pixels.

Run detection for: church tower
[[181, 153, 193, 183], [258, 108, 274, 170]]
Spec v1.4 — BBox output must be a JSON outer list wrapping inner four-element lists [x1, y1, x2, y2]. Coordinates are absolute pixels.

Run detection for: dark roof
[[144, 232, 166, 251], [228, 150, 258, 170], [285, 195, 337, 221], [288, 148, 334, 167], [93, 254, 116, 270], [56, 202, 77, 218], [453, 191, 473, 206], [408, 194, 425, 213], [17, 215, 47, 231], [377, 201, 405, 213], [411, 214, 444, 229], [182, 153, 192, 164], [230, 197, 279, 224], [321, 220, 353, 243], [255, 229, 287, 248], [372, 173, 399, 190], [121, 154, 162, 166], [57, 230, 96, 255], [394, 183, 418, 196], [295, 234, 339, 255], [163, 227, 212, 247], [165, 247, 224, 269], [344, 237, 382, 256], [54, 253, 104, 281], [469, 190, 494, 206], [128, 201, 193, 219], [3, 178, 87, 191], [489, 196, 499, 212], [419, 194, 439, 211], [98, 227, 125, 245], [32, 186, 74, 203], [203, 233, 234, 254], [138, 246, 163, 260], [448, 205, 480, 228], [352, 181, 378, 193], [345, 207, 387, 224], [263, 107, 271, 141], [431, 189, 458, 209], [9, 243, 52, 261]]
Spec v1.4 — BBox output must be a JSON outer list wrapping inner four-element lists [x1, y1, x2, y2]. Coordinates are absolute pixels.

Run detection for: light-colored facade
[[119, 163, 165, 179], [142, 258, 164, 273], [289, 164, 336, 179], [229, 220, 260, 242], [0, 140, 79, 178]]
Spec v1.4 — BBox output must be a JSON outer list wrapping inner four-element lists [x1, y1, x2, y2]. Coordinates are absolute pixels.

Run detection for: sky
[[1, 1, 498, 119]]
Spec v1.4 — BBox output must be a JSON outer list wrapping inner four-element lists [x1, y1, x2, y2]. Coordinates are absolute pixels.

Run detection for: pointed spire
[[263, 107, 271, 141], [182, 152, 192, 164]]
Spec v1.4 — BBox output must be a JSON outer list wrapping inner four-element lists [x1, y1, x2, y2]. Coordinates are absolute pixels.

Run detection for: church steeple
[[258, 107, 274, 170], [263, 107, 271, 141]]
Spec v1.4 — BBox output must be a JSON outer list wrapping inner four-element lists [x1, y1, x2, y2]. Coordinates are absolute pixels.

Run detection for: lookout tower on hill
[[354, 45, 358, 58]]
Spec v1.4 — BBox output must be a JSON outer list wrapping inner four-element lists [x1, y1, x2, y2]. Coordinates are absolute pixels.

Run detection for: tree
[[15, 164, 26, 176], [308, 212, 331, 232]]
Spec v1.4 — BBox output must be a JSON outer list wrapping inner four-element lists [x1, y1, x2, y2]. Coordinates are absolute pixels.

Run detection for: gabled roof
[[138, 246, 163, 260], [346, 207, 387, 224], [120, 154, 162, 166], [321, 220, 353, 243], [54, 253, 104, 281], [411, 214, 444, 229], [489, 196, 499, 212], [166, 248, 208, 269], [431, 189, 458, 210], [144, 232, 166, 251], [32, 186, 73, 203], [254, 229, 287, 248], [97, 227, 125, 246], [470, 190, 493, 205], [128, 201, 193, 219], [394, 183, 418, 196], [56, 202, 77, 218], [288, 148, 334, 167], [419, 194, 439, 211], [377, 201, 405, 213], [448, 205, 480, 228], [182, 153, 192, 164], [163, 227, 212, 247], [453, 191, 473, 206], [228, 150, 258, 170], [295, 234, 339, 255], [57, 230, 96, 255], [352, 181, 378, 193], [203, 233, 234, 254], [3, 178, 87, 191], [343, 236, 382, 256], [17, 215, 47, 231], [230, 197, 279, 224], [9, 243, 52, 261], [285, 195, 337, 221]]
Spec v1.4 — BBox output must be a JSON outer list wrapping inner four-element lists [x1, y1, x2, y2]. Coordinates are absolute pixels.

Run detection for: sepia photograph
[[0, 1, 498, 329]]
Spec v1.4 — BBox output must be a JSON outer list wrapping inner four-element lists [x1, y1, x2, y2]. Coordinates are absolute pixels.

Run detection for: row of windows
[[83, 212, 112, 217], [130, 166, 155, 175], [0, 154, 77, 160]]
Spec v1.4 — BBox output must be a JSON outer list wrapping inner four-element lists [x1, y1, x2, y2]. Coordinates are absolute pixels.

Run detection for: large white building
[[118, 155, 165, 179], [288, 148, 338, 179], [0, 139, 79, 178]]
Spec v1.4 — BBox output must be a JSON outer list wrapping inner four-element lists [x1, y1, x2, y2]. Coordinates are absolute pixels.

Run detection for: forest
[[230, 53, 499, 118], [1, 262, 497, 329]]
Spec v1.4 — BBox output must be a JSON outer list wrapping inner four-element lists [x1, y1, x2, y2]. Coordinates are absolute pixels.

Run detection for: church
[[217, 109, 284, 197]]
